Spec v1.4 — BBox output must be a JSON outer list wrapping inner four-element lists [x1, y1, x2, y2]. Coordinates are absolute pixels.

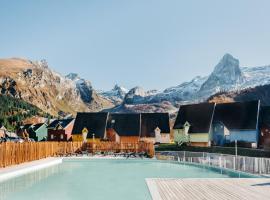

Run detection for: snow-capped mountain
[[116, 53, 270, 108], [65, 73, 95, 103], [99, 84, 128, 104], [242, 65, 270, 88], [198, 53, 244, 97]]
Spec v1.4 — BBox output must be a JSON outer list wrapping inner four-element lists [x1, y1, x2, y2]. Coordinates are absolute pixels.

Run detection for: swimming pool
[[0, 159, 258, 200]]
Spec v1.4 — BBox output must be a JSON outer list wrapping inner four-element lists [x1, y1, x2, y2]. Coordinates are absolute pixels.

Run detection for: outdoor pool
[[0, 159, 258, 200]]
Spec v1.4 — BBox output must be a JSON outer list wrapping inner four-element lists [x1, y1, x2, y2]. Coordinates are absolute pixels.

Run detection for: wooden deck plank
[[146, 178, 270, 200]]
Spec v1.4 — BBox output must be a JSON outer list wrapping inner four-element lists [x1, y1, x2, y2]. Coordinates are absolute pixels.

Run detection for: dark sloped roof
[[72, 112, 108, 138], [141, 113, 170, 137], [48, 118, 74, 129], [173, 103, 215, 133], [213, 100, 259, 130], [22, 124, 33, 130], [107, 113, 141, 136], [33, 123, 46, 131], [260, 106, 270, 127]]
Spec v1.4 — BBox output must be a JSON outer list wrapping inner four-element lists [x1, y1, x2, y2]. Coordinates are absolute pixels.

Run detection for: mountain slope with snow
[[99, 84, 128, 104], [111, 54, 270, 110]]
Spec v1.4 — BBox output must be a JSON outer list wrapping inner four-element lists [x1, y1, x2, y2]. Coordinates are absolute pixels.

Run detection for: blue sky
[[0, 0, 270, 91]]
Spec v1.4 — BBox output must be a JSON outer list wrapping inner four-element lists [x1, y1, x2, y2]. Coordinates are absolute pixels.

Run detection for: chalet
[[72, 112, 109, 142], [211, 101, 260, 148], [47, 118, 74, 141], [106, 113, 141, 143], [173, 103, 215, 147], [28, 123, 48, 141], [258, 106, 270, 149], [17, 124, 33, 139], [140, 113, 170, 143]]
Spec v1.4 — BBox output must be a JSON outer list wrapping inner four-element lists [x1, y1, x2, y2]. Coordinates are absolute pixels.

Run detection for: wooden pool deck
[[146, 178, 270, 200]]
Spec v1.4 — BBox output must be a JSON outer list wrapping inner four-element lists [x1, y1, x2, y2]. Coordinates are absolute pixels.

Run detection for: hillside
[[208, 84, 270, 106], [0, 94, 50, 131], [0, 58, 114, 116]]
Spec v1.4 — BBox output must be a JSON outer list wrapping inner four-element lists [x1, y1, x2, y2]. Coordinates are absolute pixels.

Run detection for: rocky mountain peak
[[212, 53, 241, 77], [123, 86, 147, 104], [0, 58, 114, 116], [66, 73, 79, 81], [199, 54, 244, 96]]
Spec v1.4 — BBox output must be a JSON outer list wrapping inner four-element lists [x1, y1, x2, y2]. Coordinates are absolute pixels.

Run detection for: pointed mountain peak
[[213, 53, 240, 74], [112, 84, 128, 93], [66, 73, 79, 81], [199, 53, 244, 95]]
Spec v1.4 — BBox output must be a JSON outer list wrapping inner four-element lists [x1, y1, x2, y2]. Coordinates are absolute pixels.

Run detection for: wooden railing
[[0, 141, 154, 168]]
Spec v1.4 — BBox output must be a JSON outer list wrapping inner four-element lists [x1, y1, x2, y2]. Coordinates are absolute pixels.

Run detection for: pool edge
[[0, 157, 62, 183]]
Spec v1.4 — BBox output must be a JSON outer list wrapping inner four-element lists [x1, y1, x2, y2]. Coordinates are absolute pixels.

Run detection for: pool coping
[[0, 157, 62, 183], [146, 178, 270, 200]]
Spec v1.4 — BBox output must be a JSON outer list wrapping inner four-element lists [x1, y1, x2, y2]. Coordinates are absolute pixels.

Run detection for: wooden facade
[[48, 119, 74, 142]]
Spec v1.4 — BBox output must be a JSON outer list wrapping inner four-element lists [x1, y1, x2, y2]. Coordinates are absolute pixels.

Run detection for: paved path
[[146, 178, 270, 200]]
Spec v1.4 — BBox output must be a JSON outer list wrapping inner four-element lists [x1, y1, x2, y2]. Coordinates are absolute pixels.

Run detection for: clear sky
[[0, 0, 270, 91]]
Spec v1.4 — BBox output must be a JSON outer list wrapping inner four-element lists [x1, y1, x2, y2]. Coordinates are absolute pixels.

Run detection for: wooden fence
[[0, 141, 154, 168]]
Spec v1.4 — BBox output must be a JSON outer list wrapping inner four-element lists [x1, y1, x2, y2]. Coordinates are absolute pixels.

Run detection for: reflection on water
[[0, 165, 60, 200]]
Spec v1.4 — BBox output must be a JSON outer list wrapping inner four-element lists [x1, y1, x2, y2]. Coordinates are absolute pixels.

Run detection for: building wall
[[106, 129, 120, 143], [35, 125, 47, 141], [228, 130, 258, 143], [48, 129, 67, 141], [160, 133, 170, 143], [72, 134, 83, 141], [174, 129, 209, 146], [189, 133, 209, 143], [120, 136, 139, 143], [65, 122, 74, 141], [72, 134, 102, 142], [140, 137, 155, 144]]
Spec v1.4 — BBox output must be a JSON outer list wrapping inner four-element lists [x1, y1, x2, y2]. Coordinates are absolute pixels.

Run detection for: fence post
[[233, 156, 236, 171], [259, 158, 262, 174], [243, 157, 246, 172]]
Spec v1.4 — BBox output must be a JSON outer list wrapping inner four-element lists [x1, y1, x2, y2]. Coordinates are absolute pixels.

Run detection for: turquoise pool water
[[0, 159, 257, 200]]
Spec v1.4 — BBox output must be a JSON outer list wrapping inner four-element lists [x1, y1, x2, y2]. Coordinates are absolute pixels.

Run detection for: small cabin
[[211, 100, 260, 148], [47, 118, 74, 141], [72, 112, 109, 142], [106, 113, 141, 143], [173, 103, 215, 147], [140, 113, 170, 144], [18, 123, 47, 141], [28, 123, 48, 141]]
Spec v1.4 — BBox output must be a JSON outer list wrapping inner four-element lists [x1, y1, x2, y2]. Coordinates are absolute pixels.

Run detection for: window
[[51, 135, 54, 139], [60, 134, 64, 139]]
